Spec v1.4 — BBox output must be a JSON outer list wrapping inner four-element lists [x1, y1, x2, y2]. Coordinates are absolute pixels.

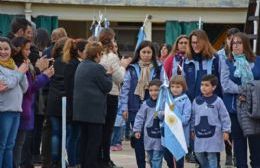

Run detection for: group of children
[[132, 74, 231, 168]]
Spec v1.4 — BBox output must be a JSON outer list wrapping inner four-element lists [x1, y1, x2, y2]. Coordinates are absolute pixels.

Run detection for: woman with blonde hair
[[46, 37, 68, 167], [63, 38, 87, 167]]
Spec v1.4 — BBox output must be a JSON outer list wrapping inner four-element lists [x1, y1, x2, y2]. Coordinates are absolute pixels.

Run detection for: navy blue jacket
[[183, 54, 221, 101]]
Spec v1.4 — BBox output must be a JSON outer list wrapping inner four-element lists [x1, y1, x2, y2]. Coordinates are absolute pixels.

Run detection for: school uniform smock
[[133, 98, 162, 151], [191, 95, 231, 153]]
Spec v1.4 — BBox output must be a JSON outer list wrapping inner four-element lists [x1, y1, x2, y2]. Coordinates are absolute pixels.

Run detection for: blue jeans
[[195, 152, 217, 168], [147, 150, 163, 168], [111, 126, 123, 146], [0, 112, 20, 168], [66, 122, 80, 166], [50, 117, 62, 162]]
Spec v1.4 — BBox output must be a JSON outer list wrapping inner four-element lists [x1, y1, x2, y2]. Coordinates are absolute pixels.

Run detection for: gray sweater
[[191, 95, 231, 153], [0, 65, 28, 112]]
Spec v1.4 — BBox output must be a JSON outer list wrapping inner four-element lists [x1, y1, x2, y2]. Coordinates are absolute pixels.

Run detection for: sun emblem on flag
[[167, 115, 176, 125], [169, 104, 175, 111]]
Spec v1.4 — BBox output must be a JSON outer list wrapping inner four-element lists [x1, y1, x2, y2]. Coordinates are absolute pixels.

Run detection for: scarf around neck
[[233, 53, 254, 86], [0, 58, 16, 70], [134, 60, 153, 100]]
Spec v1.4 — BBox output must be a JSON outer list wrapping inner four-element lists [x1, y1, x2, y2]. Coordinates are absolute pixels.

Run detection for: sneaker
[[186, 152, 196, 163], [225, 155, 233, 166], [110, 146, 117, 151], [115, 144, 123, 151]]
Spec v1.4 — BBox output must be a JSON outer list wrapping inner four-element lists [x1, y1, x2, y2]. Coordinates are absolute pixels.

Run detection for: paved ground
[[111, 141, 235, 168]]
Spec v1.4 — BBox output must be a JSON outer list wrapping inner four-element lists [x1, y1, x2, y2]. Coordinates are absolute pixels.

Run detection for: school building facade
[[0, 0, 248, 52]]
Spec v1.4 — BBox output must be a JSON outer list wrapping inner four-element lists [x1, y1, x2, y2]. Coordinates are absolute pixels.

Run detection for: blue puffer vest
[[127, 63, 162, 121], [183, 54, 221, 101]]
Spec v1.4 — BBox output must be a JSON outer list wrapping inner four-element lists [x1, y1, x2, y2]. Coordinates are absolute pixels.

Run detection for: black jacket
[[64, 58, 80, 120], [47, 55, 66, 117], [73, 59, 112, 124]]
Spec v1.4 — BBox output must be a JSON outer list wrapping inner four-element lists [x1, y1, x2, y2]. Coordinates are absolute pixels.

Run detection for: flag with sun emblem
[[157, 84, 188, 161]]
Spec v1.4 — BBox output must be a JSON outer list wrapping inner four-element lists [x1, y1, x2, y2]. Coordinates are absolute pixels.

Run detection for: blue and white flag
[[156, 76, 187, 161], [135, 26, 146, 51]]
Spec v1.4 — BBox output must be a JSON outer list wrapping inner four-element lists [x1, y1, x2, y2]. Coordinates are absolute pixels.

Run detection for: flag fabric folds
[[135, 26, 146, 51], [156, 80, 188, 161]]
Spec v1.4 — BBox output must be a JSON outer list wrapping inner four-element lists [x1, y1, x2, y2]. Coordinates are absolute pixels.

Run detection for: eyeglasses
[[232, 41, 242, 45]]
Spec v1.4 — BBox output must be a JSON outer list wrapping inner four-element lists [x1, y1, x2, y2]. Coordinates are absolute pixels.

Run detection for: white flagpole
[[198, 17, 202, 29], [61, 97, 67, 168]]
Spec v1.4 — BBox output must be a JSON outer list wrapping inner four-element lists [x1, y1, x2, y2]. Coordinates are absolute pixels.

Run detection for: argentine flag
[[156, 78, 188, 161], [135, 26, 146, 51]]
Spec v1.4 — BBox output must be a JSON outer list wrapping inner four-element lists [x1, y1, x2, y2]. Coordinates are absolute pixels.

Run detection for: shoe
[[225, 155, 233, 166], [110, 146, 117, 151], [103, 160, 123, 168], [115, 144, 123, 151], [186, 152, 196, 163]]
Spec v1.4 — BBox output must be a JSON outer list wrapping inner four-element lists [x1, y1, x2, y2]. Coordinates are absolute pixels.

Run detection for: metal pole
[[61, 97, 67, 168]]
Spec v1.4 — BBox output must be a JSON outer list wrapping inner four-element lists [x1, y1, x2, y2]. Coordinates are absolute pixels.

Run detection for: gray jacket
[[237, 80, 260, 136], [0, 65, 28, 112]]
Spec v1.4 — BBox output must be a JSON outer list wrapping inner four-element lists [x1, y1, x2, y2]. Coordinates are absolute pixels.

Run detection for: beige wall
[[0, 1, 247, 24], [2, 0, 248, 8]]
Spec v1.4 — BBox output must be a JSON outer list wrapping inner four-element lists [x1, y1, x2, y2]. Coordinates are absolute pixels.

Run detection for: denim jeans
[[50, 117, 62, 162], [195, 152, 217, 168], [147, 150, 163, 168], [0, 112, 20, 168], [111, 126, 123, 146], [66, 122, 80, 166]]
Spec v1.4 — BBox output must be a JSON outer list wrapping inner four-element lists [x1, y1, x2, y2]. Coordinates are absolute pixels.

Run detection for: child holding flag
[[162, 75, 192, 168], [191, 75, 231, 168], [133, 79, 163, 168]]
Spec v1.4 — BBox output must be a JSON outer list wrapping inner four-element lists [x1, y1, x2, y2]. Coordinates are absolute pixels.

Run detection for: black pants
[[164, 147, 184, 168], [230, 113, 260, 168], [32, 114, 45, 158], [41, 117, 52, 167], [100, 95, 118, 162], [80, 122, 103, 168]]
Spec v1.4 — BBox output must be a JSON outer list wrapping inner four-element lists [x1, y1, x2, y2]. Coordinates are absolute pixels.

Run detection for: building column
[[24, 2, 32, 21]]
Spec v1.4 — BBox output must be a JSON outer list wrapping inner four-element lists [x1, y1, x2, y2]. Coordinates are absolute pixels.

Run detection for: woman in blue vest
[[221, 32, 260, 168], [184, 29, 221, 101], [120, 40, 165, 168], [217, 27, 240, 166], [183, 29, 222, 167]]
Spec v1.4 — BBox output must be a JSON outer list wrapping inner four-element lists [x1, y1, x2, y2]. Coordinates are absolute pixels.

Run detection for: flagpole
[[198, 17, 202, 29]]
